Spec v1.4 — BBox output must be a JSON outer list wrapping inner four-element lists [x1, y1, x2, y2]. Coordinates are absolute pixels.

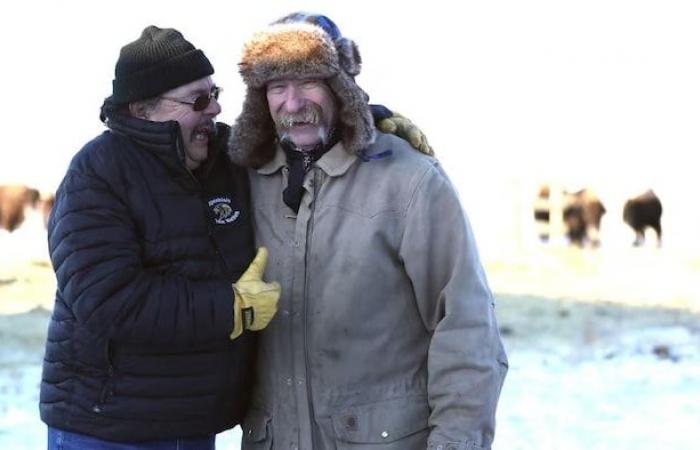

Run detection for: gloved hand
[[370, 104, 434, 156], [230, 247, 281, 340], [377, 112, 434, 156]]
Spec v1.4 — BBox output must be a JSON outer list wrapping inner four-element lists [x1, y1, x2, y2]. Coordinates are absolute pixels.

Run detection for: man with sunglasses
[[39, 26, 281, 449]]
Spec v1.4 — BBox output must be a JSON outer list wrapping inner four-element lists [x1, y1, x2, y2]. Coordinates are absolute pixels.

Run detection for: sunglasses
[[160, 86, 222, 112]]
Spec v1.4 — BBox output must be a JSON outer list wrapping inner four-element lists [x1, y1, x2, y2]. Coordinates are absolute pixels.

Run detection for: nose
[[283, 85, 304, 113], [205, 96, 222, 116]]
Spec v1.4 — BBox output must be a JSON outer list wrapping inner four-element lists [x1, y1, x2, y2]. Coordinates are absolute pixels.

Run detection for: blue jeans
[[47, 427, 216, 450]]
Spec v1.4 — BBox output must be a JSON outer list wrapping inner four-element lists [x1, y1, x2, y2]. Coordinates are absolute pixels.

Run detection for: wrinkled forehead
[[266, 76, 328, 86]]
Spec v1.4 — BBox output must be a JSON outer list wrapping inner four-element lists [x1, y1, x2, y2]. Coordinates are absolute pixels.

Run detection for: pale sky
[[2, 0, 699, 251]]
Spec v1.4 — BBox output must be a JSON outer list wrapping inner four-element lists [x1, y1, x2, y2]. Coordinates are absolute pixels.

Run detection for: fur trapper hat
[[228, 12, 375, 168]]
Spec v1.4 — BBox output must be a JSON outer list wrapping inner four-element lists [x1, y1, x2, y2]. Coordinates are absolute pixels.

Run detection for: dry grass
[[483, 245, 700, 355], [485, 245, 700, 312], [0, 259, 55, 315], [2, 240, 699, 343]]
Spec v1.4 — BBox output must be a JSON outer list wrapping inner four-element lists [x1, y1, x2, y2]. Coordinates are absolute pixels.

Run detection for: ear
[[129, 102, 150, 120]]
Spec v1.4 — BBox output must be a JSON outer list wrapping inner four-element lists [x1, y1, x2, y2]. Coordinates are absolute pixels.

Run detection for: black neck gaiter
[[281, 138, 334, 213]]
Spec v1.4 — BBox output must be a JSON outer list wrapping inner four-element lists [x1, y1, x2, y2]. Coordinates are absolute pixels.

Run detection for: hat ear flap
[[327, 72, 375, 155], [336, 38, 361, 77], [229, 88, 277, 168]]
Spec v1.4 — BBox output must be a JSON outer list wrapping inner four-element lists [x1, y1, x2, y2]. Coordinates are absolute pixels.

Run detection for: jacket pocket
[[241, 408, 272, 450], [331, 397, 429, 449]]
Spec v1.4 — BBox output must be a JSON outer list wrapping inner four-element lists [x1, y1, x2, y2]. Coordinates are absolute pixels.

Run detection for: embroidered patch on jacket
[[208, 197, 241, 225]]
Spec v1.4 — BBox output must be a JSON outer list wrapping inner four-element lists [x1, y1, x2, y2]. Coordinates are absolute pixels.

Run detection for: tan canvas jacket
[[242, 132, 508, 450]]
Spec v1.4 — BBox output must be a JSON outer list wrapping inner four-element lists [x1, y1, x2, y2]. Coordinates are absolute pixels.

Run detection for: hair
[[100, 96, 162, 123]]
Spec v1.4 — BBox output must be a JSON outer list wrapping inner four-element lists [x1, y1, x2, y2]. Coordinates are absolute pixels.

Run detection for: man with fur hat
[[229, 12, 509, 450], [39, 25, 281, 449]]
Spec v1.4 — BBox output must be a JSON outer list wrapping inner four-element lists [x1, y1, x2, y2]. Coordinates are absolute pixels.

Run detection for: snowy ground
[[1, 234, 699, 449], [496, 296, 700, 450]]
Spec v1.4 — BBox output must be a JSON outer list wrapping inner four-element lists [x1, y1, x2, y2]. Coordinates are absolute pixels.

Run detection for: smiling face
[[266, 78, 337, 150], [131, 76, 221, 170]]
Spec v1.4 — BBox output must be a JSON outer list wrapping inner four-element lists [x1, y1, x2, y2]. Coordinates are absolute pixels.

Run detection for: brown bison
[[40, 194, 55, 229], [623, 190, 662, 246], [534, 185, 606, 247], [0, 185, 54, 232], [562, 189, 606, 247]]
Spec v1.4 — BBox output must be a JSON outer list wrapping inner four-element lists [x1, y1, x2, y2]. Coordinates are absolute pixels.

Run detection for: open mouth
[[192, 124, 214, 142], [281, 117, 317, 129], [291, 121, 316, 128]]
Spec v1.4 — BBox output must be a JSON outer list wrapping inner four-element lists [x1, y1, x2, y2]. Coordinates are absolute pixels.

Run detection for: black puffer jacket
[[40, 110, 256, 441]]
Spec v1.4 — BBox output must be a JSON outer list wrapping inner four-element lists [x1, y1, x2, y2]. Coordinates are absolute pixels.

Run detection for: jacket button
[[381, 431, 389, 439], [92, 405, 102, 413]]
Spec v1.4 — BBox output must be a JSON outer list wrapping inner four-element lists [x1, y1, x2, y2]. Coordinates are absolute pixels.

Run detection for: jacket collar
[[316, 142, 358, 177], [257, 141, 358, 177], [256, 144, 287, 175], [105, 110, 183, 161], [104, 110, 225, 190]]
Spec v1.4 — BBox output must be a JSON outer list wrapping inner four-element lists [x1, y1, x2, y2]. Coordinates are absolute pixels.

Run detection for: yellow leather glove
[[230, 247, 280, 340], [377, 112, 434, 156]]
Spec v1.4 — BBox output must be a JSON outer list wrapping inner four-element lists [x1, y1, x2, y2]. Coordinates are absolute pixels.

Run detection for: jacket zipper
[[179, 137, 232, 276], [303, 168, 320, 449], [94, 341, 116, 413]]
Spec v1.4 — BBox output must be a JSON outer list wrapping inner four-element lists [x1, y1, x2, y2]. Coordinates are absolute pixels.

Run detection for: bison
[[562, 189, 606, 247], [40, 193, 55, 229], [623, 190, 662, 246], [533, 185, 553, 242], [0, 185, 54, 232], [0, 185, 40, 232], [534, 185, 606, 247]]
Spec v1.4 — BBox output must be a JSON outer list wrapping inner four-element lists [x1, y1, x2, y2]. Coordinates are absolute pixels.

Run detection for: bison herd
[[0, 183, 667, 249], [534, 185, 663, 247]]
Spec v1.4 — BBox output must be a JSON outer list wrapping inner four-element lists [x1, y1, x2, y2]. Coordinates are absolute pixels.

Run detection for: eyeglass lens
[[192, 87, 221, 111]]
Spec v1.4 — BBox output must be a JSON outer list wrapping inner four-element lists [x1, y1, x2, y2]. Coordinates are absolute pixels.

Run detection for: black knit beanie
[[112, 25, 214, 104]]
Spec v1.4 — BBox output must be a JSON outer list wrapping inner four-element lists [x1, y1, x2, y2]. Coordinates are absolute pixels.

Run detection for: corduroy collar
[[256, 141, 358, 178], [316, 142, 358, 177]]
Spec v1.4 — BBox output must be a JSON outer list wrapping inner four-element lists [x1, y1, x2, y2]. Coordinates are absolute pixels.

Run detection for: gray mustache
[[277, 105, 322, 129]]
